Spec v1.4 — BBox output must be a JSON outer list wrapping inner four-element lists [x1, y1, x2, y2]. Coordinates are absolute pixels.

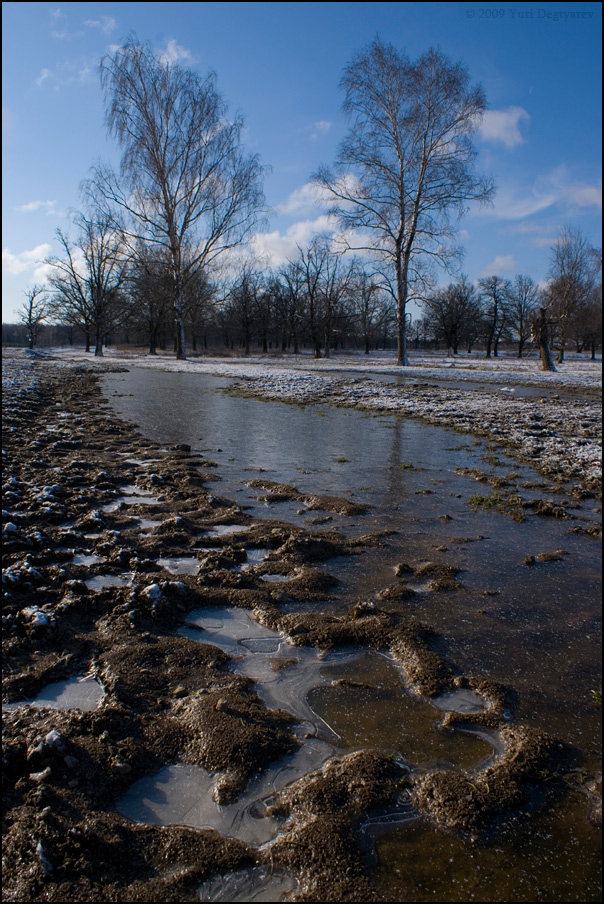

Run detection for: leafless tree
[[421, 277, 479, 355], [291, 239, 330, 359], [506, 275, 541, 357], [478, 276, 511, 358], [313, 40, 493, 365], [90, 37, 265, 360], [47, 210, 131, 356], [277, 263, 306, 354], [319, 247, 357, 357], [19, 285, 49, 349], [227, 265, 264, 356], [352, 269, 383, 354], [128, 245, 174, 354], [547, 226, 598, 363]]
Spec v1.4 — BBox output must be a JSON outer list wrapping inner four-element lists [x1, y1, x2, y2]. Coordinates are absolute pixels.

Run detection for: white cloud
[[481, 255, 516, 276], [250, 215, 338, 267], [15, 200, 58, 214], [34, 58, 96, 89], [506, 222, 557, 248], [277, 182, 334, 215], [36, 68, 51, 87], [479, 166, 602, 221], [159, 39, 194, 65], [310, 120, 332, 140], [564, 183, 602, 208], [278, 174, 362, 216], [2, 244, 52, 276], [479, 106, 530, 148], [84, 16, 117, 34], [33, 260, 59, 284]]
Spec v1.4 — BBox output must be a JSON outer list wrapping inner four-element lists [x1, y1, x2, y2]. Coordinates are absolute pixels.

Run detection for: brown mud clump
[[265, 751, 409, 902], [413, 725, 564, 838], [246, 477, 368, 515]]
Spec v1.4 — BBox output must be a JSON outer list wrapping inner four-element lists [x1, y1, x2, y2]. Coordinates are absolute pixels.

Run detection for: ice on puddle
[[3, 675, 104, 712], [430, 687, 487, 714], [117, 731, 332, 846], [158, 556, 200, 575], [197, 864, 298, 902]]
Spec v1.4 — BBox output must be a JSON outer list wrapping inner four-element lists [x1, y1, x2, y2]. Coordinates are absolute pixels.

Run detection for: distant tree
[[410, 316, 431, 350], [47, 210, 131, 356], [291, 238, 331, 358], [351, 269, 383, 354], [128, 245, 173, 354], [314, 40, 493, 365], [19, 285, 49, 350], [319, 248, 357, 357], [91, 37, 265, 360], [507, 275, 540, 357], [276, 265, 306, 354], [421, 277, 479, 355], [478, 276, 511, 358], [547, 226, 598, 363], [577, 247, 602, 359], [227, 265, 263, 356], [254, 278, 276, 354]]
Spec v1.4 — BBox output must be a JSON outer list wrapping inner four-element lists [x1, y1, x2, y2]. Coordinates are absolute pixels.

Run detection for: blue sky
[[2, 1, 602, 323]]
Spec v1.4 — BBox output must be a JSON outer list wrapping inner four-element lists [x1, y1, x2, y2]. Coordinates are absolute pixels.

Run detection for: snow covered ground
[[37, 345, 602, 390]]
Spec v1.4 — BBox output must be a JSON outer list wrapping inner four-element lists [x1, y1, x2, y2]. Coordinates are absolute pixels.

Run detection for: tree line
[[13, 37, 602, 368]]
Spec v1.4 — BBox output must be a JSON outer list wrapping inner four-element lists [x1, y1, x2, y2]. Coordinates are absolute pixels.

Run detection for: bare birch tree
[[478, 275, 511, 358], [19, 285, 49, 350], [507, 275, 540, 357], [91, 38, 265, 359], [547, 226, 597, 363], [314, 40, 493, 365]]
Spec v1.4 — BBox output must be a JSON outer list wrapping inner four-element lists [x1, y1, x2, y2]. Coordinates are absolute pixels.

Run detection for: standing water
[[104, 368, 601, 902]]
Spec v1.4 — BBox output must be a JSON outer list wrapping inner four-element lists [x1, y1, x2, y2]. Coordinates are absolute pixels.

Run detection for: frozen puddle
[[117, 731, 332, 846], [101, 485, 161, 512], [158, 556, 200, 576], [204, 524, 250, 538], [72, 553, 102, 567], [3, 675, 104, 712], [85, 574, 131, 591], [118, 607, 360, 843], [430, 688, 488, 714], [119, 607, 499, 852], [179, 606, 360, 729], [238, 547, 271, 570], [137, 518, 162, 532], [197, 865, 299, 902]]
